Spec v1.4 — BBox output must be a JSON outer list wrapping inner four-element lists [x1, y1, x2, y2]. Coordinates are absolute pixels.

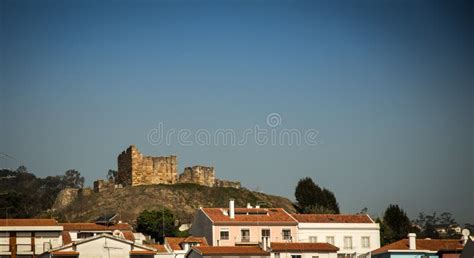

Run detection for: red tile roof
[[145, 244, 168, 253], [271, 242, 339, 252], [166, 237, 186, 250], [122, 231, 135, 241], [51, 251, 79, 256], [291, 214, 374, 223], [165, 236, 208, 251], [129, 250, 156, 255], [192, 246, 270, 256], [183, 236, 208, 245], [372, 239, 464, 255], [59, 223, 132, 231], [61, 231, 72, 245], [202, 208, 297, 225], [0, 219, 59, 227]]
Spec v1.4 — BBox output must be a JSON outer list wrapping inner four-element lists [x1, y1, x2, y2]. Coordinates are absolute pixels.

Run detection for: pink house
[[189, 200, 298, 246]]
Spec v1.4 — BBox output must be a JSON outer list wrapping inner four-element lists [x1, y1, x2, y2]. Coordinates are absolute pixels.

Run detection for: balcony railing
[[240, 236, 251, 242]]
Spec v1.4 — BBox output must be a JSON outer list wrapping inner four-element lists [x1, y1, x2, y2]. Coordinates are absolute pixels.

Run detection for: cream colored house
[[291, 214, 380, 258], [0, 219, 64, 257], [40, 233, 157, 258]]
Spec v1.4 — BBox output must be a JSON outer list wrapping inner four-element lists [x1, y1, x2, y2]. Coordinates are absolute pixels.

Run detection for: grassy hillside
[[53, 183, 296, 224]]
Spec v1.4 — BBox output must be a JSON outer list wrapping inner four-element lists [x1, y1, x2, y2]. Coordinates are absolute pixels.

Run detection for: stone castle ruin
[[107, 145, 240, 190]]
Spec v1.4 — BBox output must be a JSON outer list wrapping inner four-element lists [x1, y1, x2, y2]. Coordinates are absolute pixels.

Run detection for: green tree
[[61, 169, 84, 188], [294, 177, 339, 214], [136, 209, 179, 243], [383, 204, 411, 242], [107, 169, 118, 183]]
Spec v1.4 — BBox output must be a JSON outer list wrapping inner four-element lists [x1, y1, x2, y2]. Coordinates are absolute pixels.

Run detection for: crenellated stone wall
[[179, 166, 216, 187], [117, 145, 177, 186], [215, 179, 241, 189], [116, 145, 239, 188]]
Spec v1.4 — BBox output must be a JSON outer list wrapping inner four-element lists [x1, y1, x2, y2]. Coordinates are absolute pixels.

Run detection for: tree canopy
[[136, 209, 179, 243], [294, 177, 340, 214]]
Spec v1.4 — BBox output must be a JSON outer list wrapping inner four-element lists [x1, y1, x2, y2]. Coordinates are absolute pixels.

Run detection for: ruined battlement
[[117, 145, 178, 186], [115, 145, 240, 188], [179, 166, 216, 187]]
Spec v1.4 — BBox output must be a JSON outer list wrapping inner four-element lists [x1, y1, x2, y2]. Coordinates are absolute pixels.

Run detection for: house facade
[[291, 214, 380, 258], [0, 219, 64, 258], [189, 200, 298, 246], [40, 234, 156, 258], [269, 242, 339, 258], [371, 233, 464, 258]]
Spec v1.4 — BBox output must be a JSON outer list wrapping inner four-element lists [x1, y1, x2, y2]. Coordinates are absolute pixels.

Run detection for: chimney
[[262, 237, 267, 251], [229, 199, 235, 219], [408, 233, 416, 250], [247, 203, 252, 208], [255, 204, 260, 208]]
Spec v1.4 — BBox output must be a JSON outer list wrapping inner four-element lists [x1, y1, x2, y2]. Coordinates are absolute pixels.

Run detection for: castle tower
[[117, 145, 178, 186]]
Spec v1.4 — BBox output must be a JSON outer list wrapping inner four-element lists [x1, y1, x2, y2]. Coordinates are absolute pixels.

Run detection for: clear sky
[[1, 0, 473, 223]]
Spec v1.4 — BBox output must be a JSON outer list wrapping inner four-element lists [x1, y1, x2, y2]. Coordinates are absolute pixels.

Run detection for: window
[[274, 253, 280, 258], [361, 236, 370, 248], [312, 256, 319, 258], [241, 229, 250, 242], [291, 255, 302, 258], [326, 236, 335, 245], [309, 236, 318, 243], [282, 229, 291, 240], [220, 229, 229, 240], [77, 232, 94, 239], [344, 236, 353, 249], [262, 229, 270, 242]]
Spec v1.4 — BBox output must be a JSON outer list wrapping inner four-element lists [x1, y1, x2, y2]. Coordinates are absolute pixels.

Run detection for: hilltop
[[52, 183, 296, 224]]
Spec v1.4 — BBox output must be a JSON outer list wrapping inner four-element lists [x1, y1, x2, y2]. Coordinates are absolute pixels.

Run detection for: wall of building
[[212, 225, 298, 246], [189, 210, 214, 246], [297, 223, 380, 256], [271, 251, 337, 258]]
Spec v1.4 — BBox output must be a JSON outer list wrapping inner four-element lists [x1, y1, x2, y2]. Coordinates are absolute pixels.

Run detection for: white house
[[40, 233, 157, 258], [291, 214, 380, 258], [0, 219, 64, 257], [269, 242, 339, 258]]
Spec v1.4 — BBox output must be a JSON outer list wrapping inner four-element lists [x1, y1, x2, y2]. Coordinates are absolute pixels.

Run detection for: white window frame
[[344, 236, 353, 249], [219, 228, 230, 240], [361, 236, 370, 248], [282, 229, 292, 240], [309, 236, 318, 243], [326, 236, 335, 245]]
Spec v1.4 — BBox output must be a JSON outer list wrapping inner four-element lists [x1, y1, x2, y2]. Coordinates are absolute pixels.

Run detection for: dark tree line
[[294, 177, 340, 214], [0, 167, 84, 218]]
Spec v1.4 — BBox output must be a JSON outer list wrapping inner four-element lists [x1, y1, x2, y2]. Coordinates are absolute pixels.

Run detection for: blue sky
[[1, 0, 473, 223]]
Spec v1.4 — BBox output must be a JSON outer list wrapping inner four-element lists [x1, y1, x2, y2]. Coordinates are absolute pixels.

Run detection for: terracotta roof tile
[[183, 236, 208, 245], [192, 246, 270, 256], [59, 223, 132, 231], [61, 231, 72, 245], [202, 208, 297, 225], [145, 244, 168, 253], [166, 237, 186, 250], [130, 250, 156, 255], [291, 214, 374, 223], [0, 219, 59, 227], [271, 242, 339, 252], [51, 251, 79, 256], [122, 231, 135, 241], [372, 239, 464, 255]]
